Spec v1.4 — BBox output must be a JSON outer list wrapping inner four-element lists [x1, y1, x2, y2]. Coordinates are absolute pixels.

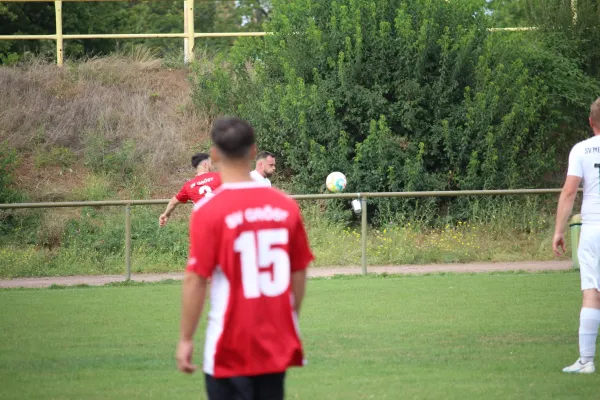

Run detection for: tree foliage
[[192, 0, 599, 223], [525, 0, 600, 79], [486, 0, 532, 27]]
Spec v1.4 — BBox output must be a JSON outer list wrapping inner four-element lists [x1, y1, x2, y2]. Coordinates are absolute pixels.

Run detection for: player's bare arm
[[176, 272, 208, 374], [553, 175, 582, 256], [159, 196, 183, 227], [291, 269, 307, 315]]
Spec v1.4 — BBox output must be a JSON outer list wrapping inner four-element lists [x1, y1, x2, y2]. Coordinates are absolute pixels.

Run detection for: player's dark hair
[[256, 151, 275, 161], [210, 117, 255, 159], [191, 152, 210, 168]]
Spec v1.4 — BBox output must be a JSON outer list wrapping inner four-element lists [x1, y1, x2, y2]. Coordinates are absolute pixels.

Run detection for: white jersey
[[567, 135, 600, 224], [250, 170, 271, 186]]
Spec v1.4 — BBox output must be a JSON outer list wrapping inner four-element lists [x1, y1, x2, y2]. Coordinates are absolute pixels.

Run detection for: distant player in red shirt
[[176, 117, 314, 400], [159, 152, 221, 227]]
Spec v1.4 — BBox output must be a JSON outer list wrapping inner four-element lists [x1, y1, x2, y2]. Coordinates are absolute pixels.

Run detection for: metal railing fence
[[0, 188, 580, 280], [0, 0, 267, 66]]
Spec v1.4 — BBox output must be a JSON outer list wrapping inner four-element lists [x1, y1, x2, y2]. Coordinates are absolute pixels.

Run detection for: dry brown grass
[[13, 156, 86, 202], [36, 208, 81, 249], [0, 55, 211, 199]]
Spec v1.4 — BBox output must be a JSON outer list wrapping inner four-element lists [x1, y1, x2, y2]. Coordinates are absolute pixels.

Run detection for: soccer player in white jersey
[[554, 97, 600, 374], [250, 151, 276, 186]]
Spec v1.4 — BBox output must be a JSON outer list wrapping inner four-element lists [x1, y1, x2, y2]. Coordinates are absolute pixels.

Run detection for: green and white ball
[[326, 172, 347, 193]]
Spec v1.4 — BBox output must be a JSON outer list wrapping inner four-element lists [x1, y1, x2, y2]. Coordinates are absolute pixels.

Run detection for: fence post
[[125, 204, 132, 280], [183, 0, 189, 64], [186, 0, 194, 62], [569, 214, 582, 270], [360, 195, 368, 274], [55, 1, 63, 66]]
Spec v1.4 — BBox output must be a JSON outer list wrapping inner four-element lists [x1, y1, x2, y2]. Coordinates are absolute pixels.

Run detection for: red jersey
[[176, 172, 222, 203], [186, 181, 314, 378]]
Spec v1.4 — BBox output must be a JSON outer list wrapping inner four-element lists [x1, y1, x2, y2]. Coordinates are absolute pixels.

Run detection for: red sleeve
[[186, 206, 219, 278], [175, 183, 190, 203], [289, 210, 314, 272]]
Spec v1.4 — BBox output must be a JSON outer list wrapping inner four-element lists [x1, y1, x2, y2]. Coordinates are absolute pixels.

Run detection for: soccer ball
[[326, 172, 347, 193]]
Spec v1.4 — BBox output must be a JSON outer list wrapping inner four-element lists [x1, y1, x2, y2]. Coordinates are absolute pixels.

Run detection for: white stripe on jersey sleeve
[[203, 266, 229, 376]]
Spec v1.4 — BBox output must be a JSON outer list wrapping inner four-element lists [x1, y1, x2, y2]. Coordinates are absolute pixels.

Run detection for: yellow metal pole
[[63, 33, 186, 39], [0, 35, 57, 40], [55, 1, 63, 66], [0, 28, 534, 42], [183, 0, 189, 64], [194, 32, 268, 37], [187, 0, 194, 62], [0, 32, 262, 40], [488, 27, 537, 32]]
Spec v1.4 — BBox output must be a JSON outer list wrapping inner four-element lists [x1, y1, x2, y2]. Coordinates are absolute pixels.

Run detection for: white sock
[[579, 308, 600, 363]]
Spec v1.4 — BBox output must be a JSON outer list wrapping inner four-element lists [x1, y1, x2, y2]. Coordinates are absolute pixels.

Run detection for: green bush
[[84, 134, 137, 180], [34, 146, 77, 169], [526, 0, 600, 80], [0, 52, 20, 66], [192, 0, 597, 224], [58, 206, 188, 263]]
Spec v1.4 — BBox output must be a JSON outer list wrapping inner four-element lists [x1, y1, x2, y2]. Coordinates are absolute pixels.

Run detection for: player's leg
[[205, 373, 253, 400], [563, 225, 600, 373], [252, 372, 286, 400]]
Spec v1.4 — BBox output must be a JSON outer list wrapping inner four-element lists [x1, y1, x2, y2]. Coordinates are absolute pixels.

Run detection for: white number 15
[[234, 228, 290, 299]]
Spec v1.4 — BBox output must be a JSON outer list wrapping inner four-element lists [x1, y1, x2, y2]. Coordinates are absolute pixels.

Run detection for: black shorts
[[205, 372, 286, 400]]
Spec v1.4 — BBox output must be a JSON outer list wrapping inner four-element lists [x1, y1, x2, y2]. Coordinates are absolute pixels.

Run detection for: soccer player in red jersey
[[159, 152, 221, 227], [176, 117, 314, 400]]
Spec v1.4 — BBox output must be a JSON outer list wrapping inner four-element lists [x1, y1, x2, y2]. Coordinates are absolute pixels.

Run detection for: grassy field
[[1, 271, 597, 400]]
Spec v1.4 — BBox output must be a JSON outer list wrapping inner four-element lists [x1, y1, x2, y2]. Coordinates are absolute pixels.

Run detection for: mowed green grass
[[1, 271, 598, 399]]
